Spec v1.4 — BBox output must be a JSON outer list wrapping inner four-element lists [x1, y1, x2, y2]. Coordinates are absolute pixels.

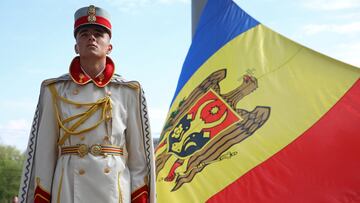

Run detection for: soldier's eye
[[80, 33, 88, 37]]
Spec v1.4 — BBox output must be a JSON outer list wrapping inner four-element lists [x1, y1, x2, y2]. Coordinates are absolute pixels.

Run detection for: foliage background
[[0, 145, 25, 203]]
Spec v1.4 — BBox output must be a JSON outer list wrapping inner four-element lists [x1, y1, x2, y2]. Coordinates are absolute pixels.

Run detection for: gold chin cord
[[49, 84, 112, 145]]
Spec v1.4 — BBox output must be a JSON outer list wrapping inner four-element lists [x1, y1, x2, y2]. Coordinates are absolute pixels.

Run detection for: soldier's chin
[[80, 51, 103, 58]]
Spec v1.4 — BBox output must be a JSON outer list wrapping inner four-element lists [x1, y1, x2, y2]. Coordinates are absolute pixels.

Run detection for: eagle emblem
[[156, 69, 271, 191]]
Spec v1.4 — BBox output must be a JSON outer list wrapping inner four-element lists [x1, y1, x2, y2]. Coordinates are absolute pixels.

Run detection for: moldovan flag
[[155, 0, 360, 202]]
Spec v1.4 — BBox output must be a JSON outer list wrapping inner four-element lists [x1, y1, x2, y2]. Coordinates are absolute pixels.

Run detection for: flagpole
[[191, 0, 207, 39]]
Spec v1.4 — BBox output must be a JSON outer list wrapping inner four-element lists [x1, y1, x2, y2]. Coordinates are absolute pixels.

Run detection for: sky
[[0, 0, 359, 152]]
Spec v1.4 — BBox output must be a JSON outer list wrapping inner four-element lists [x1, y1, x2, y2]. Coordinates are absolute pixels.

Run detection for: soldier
[[18, 5, 155, 203]]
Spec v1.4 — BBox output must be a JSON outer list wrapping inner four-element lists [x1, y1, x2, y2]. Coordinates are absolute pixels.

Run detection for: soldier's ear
[[107, 44, 113, 55], [74, 45, 79, 54]]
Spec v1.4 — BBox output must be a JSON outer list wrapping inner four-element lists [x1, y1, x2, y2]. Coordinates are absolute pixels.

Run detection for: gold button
[[79, 169, 85, 175], [106, 91, 112, 96], [80, 136, 85, 141], [104, 167, 111, 174], [73, 89, 79, 95]]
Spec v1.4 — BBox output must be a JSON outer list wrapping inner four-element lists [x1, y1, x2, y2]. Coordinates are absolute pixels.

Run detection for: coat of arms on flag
[[156, 69, 270, 191]]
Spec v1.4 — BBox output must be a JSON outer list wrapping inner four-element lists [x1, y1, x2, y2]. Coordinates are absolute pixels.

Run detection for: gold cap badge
[[87, 5, 96, 23]]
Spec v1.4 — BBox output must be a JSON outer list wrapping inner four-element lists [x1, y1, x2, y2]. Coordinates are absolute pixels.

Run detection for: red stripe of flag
[[208, 79, 360, 203]]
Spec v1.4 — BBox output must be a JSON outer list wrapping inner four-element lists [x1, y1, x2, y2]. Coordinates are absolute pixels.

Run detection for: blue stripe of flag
[[171, 0, 260, 104]]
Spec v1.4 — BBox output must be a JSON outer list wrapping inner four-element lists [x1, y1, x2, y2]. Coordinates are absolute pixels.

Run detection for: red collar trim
[[69, 56, 115, 87]]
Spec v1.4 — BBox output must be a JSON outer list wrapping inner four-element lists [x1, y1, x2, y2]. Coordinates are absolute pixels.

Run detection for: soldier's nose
[[88, 34, 96, 41]]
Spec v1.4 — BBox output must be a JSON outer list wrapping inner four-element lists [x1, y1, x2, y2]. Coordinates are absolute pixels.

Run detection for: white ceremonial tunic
[[18, 73, 156, 203]]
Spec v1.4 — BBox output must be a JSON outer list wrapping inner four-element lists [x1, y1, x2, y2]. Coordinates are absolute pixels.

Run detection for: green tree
[[0, 145, 25, 203]]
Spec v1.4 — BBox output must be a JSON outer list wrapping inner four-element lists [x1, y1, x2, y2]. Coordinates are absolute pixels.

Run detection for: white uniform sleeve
[[125, 87, 156, 203], [18, 84, 59, 203]]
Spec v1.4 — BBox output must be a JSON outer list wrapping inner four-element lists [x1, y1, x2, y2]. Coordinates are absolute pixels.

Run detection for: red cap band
[[74, 15, 112, 31]]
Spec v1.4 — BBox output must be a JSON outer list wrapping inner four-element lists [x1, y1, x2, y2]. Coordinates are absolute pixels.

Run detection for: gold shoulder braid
[[49, 84, 112, 145]]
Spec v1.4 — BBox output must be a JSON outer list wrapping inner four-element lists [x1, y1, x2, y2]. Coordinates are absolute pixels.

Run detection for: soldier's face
[[75, 25, 112, 59]]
